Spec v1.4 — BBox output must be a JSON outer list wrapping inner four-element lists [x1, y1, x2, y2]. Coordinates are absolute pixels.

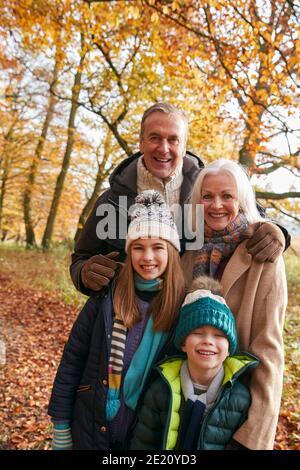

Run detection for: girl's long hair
[[113, 241, 186, 331]]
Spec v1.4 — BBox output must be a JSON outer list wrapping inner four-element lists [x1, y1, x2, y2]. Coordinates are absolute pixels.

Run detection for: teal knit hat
[[174, 279, 237, 354]]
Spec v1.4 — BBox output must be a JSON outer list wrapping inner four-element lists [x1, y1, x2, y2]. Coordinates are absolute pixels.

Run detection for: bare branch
[[256, 191, 300, 199], [141, 0, 214, 43], [121, 34, 141, 74], [269, 201, 300, 224], [230, 2, 299, 87]]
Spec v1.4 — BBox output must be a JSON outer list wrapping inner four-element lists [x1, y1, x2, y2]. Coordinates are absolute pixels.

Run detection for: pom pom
[[188, 275, 222, 295]]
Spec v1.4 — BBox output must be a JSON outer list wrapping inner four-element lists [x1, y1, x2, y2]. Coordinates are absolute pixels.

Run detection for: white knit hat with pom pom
[[125, 190, 180, 252]]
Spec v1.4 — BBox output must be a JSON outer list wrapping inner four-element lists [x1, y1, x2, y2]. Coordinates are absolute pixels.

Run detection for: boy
[[130, 276, 259, 450]]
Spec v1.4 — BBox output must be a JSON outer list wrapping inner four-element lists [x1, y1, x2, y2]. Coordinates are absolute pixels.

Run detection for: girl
[[48, 190, 185, 450]]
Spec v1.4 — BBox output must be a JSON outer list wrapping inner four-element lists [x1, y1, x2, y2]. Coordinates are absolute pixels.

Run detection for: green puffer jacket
[[130, 354, 259, 450]]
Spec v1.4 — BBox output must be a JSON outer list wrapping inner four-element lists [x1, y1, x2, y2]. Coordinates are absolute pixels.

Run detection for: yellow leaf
[[284, 95, 292, 104], [151, 12, 159, 23], [129, 6, 140, 20]]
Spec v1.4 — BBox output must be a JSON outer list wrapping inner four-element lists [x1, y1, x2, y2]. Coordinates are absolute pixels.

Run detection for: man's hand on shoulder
[[81, 252, 122, 292], [245, 222, 285, 263]]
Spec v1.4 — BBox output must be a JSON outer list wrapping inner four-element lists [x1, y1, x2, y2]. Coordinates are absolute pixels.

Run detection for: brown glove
[[81, 252, 121, 292], [245, 222, 285, 263]]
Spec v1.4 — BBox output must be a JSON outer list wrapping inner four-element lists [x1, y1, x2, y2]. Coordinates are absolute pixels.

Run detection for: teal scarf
[[123, 273, 167, 410], [134, 273, 163, 292], [123, 316, 168, 411]]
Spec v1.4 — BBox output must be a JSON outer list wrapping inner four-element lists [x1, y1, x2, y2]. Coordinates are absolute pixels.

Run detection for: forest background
[[0, 0, 299, 450]]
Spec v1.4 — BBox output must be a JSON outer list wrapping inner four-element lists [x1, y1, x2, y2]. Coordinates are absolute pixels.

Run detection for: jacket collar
[[223, 353, 259, 384], [156, 352, 259, 387]]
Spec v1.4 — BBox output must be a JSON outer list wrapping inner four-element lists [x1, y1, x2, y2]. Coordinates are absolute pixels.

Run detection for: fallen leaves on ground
[[0, 274, 78, 450]]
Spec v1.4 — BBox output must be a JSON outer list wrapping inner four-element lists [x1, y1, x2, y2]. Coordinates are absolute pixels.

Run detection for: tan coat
[[221, 241, 287, 450]]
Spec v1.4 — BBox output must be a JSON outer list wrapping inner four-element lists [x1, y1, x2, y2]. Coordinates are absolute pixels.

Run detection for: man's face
[[139, 112, 187, 180]]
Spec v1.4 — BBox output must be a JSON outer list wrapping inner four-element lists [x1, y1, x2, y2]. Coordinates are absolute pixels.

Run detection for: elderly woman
[[182, 159, 287, 450]]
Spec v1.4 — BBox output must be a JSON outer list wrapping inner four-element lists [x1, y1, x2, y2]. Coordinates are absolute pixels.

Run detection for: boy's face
[[182, 325, 229, 376]]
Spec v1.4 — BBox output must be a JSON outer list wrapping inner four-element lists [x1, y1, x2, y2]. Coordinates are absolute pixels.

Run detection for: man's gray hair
[[140, 102, 189, 140]]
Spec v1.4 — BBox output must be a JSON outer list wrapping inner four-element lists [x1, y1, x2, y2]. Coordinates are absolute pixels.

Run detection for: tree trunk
[[23, 63, 58, 248], [238, 133, 255, 169], [74, 132, 113, 244], [0, 125, 14, 234], [0, 157, 9, 233], [1, 229, 8, 242], [42, 36, 86, 250], [74, 170, 107, 245]]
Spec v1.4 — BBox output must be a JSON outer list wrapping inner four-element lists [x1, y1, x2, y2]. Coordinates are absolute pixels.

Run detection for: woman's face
[[200, 171, 240, 232], [131, 237, 168, 280]]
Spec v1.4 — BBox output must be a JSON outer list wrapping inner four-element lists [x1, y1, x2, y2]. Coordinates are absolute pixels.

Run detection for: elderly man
[[70, 102, 289, 296]]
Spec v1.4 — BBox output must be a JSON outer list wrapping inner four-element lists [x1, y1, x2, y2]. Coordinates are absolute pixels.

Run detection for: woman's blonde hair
[[113, 241, 186, 331]]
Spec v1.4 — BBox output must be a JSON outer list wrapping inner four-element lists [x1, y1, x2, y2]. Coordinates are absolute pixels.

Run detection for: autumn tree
[[0, 48, 39, 242], [41, 33, 87, 249], [74, 128, 117, 243], [2, 0, 298, 245], [141, 0, 300, 177], [23, 60, 59, 248], [0, 0, 94, 246], [120, 0, 300, 223]]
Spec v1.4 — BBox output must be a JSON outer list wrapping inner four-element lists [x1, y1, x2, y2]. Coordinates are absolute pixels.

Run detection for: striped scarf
[[106, 319, 127, 421], [193, 214, 248, 278]]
